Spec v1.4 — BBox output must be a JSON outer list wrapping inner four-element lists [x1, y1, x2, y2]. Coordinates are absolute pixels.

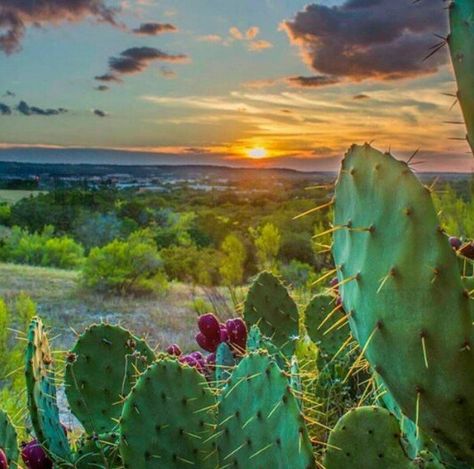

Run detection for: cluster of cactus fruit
[[0, 1, 472, 468]]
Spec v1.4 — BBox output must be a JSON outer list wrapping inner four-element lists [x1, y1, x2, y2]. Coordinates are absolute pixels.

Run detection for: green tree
[[219, 234, 246, 286], [250, 223, 281, 272], [82, 230, 168, 295]]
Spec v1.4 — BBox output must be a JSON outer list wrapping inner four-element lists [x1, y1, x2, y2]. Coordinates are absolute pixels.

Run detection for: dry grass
[[0, 262, 234, 352], [0, 190, 46, 204]]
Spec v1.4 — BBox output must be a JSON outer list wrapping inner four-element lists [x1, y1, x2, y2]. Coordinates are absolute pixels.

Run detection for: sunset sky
[[0, 0, 472, 171]]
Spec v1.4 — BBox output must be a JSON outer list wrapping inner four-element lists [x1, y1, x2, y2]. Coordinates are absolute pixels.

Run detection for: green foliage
[[0, 410, 18, 469], [250, 222, 281, 272], [160, 244, 221, 285], [0, 204, 10, 225], [280, 260, 317, 290], [219, 233, 246, 286], [82, 230, 168, 295], [1, 225, 85, 269]]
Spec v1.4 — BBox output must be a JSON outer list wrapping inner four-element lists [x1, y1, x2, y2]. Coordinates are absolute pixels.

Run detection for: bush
[[1, 225, 85, 269], [82, 230, 168, 295]]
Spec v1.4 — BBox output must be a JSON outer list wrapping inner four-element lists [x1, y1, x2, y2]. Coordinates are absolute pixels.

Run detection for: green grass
[[0, 262, 234, 352], [0, 189, 46, 204]]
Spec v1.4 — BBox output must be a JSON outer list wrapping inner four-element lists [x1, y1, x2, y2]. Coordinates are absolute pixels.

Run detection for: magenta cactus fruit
[[329, 276, 339, 289], [21, 440, 53, 469], [0, 449, 7, 469], [197, 313, 220, 340], [449, 236, 462, 250], [219, 325, 229, 343], [179, 355, 204, 373], [166, 344, 182, 356], [206, 353, 216, 368], [196, 332, 219, 353], [226, 318, 247, 353]]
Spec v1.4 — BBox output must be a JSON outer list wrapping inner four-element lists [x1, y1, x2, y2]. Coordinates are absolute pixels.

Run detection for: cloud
[[0, 103, 12, 115], [197, 34, 223, 43], [93, 109, 107, 117], [287, 75, 339, 88], [95, 85, 110, 91], [353, 94, 370, 100], [227, 26, 273, 52], [282, 0, 447, 81], [248, 39, 273, 52], [0, 0, 118, 54], [2, 90, 15, 98], [132, 22, 177, 35], [97, 46, 188, 82], [16, 100, 67, 116], [159, 66, 176, 79]]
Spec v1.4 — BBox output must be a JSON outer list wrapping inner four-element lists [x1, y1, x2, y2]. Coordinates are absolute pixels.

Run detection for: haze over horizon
[[1, 0, 472, 172]]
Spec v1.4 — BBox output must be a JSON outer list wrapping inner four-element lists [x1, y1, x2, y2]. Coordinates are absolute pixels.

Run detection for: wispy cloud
[[132, 22, 177, 36]]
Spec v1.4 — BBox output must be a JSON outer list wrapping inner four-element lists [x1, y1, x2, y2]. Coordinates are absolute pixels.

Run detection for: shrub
[[82, 230, 168, 295], [219, 234, 246, 286], [1, 225, 85, 269]]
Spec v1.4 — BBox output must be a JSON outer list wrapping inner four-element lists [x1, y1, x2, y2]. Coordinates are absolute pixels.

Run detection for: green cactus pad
[[332, 145, 474, 463], [304, 294, 349, 362], [217, 352, 315, 468], [215, 342, 235, 388], [449, 0, 474, 155], [75, 432, 122, 469], [244, 272, 299, 356], [324, 406, 411, 469], [120, 358, 218, 469], [25, 317, 72, 464], [64, 324, 155, 434], [0, 410, 18, 469]]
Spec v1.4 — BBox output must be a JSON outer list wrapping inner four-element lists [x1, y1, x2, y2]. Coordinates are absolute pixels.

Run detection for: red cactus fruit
[[21, 440, 53, 469], [166, 344, 182, 356], [196, 332, 219, 353], [219, 325, 229, 343], [0, 448, 8, 469], [226, 318, 247, 354], [179, 354, 204, 373], [198, 314, 220, 340], [449, 236, 462, 250]]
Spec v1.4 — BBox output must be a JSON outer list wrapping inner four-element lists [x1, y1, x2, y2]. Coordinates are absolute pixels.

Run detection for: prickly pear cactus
[[120, 358, 218, 469], [217, 352, 315, 468], [64, 323, 155, 434], [324, 406, 411, 469], [332, 144, 474, 464], [215, 342, 235, 387], [25, 317, 72, 464], [244, 272, 299, 356], [0, 411, 18, 469], [449, 0, 474, 155], [75, 432, 121, 469], [304, 294, 349, 362]]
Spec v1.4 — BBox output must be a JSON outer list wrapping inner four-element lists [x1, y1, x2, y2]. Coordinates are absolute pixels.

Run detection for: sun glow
[[247, 147, 268, 159]]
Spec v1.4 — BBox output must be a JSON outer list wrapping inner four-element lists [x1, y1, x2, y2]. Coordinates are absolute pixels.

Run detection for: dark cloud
[[16, 100, 68, 116], [0, 103, 12, 115], [3, 90, 15, 98], [95, 85, 110, 91], [287, 75, 339, 87], [133, 22, 177, 35], [0, 0, 118, 54], [93, 109, 107, 117], [353, 94, 370, 100], [96, 46, 188, 82], [282, 0, 447, 81]]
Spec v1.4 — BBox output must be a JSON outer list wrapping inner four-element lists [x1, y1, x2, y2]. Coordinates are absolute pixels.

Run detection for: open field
[[0, 262, 234, 352], [0, 190, 46, 204]]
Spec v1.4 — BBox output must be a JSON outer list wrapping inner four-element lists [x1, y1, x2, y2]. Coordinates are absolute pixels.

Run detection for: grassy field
[[0, 189, 46, 204], [0, 262, 234, 352]]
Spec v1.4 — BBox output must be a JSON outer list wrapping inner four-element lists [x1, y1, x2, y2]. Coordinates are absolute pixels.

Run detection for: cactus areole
[[332, 144, 474, 464]]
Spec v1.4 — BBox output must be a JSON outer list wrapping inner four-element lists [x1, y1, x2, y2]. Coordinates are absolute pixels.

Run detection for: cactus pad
[[65, 324, 155, 434], [0, 411, 18, 469], [120, 358, 218, 468], [215, 342, 235, 388], [244, 272, 299, 356], [25, 317, 72, 464], [449, 0, 474, 155], [304, 294, 349, 362], [332, 144, 474, 463], [217, 352, 315, 468], [324, 406, 410, 469]]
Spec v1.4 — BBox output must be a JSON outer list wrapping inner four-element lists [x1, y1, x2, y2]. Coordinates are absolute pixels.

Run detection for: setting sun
[[247, 147, 268, 159]]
